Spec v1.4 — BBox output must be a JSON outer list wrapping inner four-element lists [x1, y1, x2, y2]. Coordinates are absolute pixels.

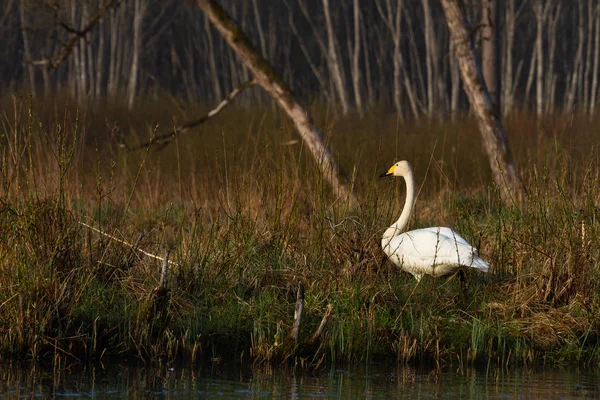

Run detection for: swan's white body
[[381, 161, 489, 281]]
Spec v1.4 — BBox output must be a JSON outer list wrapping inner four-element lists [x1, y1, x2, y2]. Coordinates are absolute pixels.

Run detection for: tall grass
[[0, 95, 599, 368]]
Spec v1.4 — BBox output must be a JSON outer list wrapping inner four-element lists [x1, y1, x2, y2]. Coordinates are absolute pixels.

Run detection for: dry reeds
[[0, 97, 599, 368]]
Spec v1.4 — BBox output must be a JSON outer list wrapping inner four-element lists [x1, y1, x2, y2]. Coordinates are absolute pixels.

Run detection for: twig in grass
[[124, 79, 257, 151], [289, 282, 305, 344], [78, 220, 178, 267], [307, 303, 334, 345], [124, 230, 145, 270]]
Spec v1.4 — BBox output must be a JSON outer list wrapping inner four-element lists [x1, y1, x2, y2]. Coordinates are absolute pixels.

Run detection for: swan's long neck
[[382, 167, 415, 246]]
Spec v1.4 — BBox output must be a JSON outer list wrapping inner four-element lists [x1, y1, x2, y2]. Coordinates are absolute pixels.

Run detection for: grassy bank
[[1, 95, 599, 369]]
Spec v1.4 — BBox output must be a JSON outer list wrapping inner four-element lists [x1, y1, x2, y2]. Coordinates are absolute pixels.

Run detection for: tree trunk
[[440, 0, 524, 205], [533, 0, 547, 118], [565, 1, 584, 113], [19, 0, 36, 97], [127, 0, 145, 109], [481, 0, 499, 113], [322, 0, 350, 115], [422, 0, 437, 118], [590, 4, 600, 115], [351, 0, 363, 115], [194, 0, 356, 206]]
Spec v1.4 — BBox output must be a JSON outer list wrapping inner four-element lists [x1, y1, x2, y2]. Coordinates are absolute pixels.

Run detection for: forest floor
[[1, 95, 599, 369]]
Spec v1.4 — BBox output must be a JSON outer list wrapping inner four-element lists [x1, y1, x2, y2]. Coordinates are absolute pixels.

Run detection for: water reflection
[[0, 361, 599, 399]]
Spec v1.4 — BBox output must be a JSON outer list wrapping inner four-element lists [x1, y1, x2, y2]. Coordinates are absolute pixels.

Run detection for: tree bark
[[322, 0, 350, 115], [19, 0, 36, 96], [440, 0, 524, 205], [194, 0, 357, 206], [351, 0, 363, 115], [127, 0, 145, 109], [481, 0, 499, 113]]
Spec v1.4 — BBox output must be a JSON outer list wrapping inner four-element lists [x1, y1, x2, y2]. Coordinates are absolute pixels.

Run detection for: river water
[[1, 362, 599, 399]]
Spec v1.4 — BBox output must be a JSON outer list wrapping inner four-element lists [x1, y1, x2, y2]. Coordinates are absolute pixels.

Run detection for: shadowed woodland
[[2, 0, 599, 117]]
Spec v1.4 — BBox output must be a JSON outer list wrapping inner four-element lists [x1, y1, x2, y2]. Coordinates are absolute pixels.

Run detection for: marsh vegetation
[[0, 97, 599, 368]]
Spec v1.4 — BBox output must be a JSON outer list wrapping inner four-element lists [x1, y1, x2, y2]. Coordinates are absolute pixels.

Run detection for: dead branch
[[78, 220, 178, 267], [307, 303, 334, 345], [124, 230, 145, 270], [125, 79, 257, 151]]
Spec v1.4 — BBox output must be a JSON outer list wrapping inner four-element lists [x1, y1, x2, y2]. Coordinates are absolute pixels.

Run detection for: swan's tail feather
[[470, 257, 490, 273]]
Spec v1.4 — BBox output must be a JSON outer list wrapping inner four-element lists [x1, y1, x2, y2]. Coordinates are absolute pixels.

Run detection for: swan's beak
[[379, 164, 396, 177]]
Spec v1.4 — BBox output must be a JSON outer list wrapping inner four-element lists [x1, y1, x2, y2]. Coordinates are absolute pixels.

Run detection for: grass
[[0, 94, 599, 369]]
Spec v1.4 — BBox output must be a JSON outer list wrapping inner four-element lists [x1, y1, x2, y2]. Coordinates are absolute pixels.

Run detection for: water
[[1, 362, 599, 399]]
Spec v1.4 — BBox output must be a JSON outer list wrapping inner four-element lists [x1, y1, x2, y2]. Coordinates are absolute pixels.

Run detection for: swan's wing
[[383, 228, 488, 272], [420, 227, 473, 249]]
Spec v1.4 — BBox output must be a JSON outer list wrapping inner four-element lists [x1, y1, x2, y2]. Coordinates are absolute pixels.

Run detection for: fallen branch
[[124, 79, 257, 151], [307, 303, 334, 346], [78, 220, 178, 267], [124, 230, 145, 270]]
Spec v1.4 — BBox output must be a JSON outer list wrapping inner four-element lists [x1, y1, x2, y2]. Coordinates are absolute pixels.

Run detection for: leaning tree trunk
[[194, 0, 357, 206], [440, 0, 524, 205]]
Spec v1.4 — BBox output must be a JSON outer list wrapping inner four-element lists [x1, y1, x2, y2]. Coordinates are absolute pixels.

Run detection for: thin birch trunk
[[18, 0, 36, 96], [204, 14, 223, 101], [566, 1, 585, 113], [127, 0, 145, 109], [545, 2, 560, 114], [524, 50, 537, 108], [96, 16, 105, 99], [502, 0, 519, 114], [405, 10, 427, 114], [583, 0, 594, 112], [323, 0, 350, 115], [482, 0, 499, 113], [251, 0, 267, 58], [533, 0, 545, 117], [441, 0, 524, 205], [107, 8, 120, 97], [284, 0, 328, 97], [422, 0, 435, 118], [361, 17, 374, 107], [351, 0, 363, 115], [590, 4, 600, 115], [194, 0, 357, 206], [450, 36, 460, 119]]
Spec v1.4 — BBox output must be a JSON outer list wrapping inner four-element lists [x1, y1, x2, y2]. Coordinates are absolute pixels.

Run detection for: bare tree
[[127, 0, 146, 109], [322, 0, 350, 115], [350, 0, 363, 115], [533, 0, 550, 117], [481, 0, 499, 113], [194, 0, 357, 206], [441, 0, 524, 205], [565, 1, 585, 113]]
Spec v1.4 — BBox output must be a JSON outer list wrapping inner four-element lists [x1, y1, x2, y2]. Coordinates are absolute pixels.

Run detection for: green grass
[[0, 94, 599, 368]]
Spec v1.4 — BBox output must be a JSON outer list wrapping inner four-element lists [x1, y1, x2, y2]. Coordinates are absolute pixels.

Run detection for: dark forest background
[[0, 0, 597, 118]]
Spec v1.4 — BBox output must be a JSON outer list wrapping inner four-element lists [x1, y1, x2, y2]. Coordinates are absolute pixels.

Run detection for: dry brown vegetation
[[0, 96, 599, 368]]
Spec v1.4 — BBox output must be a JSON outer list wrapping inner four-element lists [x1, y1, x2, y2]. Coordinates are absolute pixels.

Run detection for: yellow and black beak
[[379, 164, 396, 178]]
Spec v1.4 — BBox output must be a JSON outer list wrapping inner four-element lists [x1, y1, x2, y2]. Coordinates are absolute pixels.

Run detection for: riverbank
[[1, 97, 599, 368]]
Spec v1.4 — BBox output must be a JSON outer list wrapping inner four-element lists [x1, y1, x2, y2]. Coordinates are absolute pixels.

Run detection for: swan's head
[[380, 160, 413, 178]]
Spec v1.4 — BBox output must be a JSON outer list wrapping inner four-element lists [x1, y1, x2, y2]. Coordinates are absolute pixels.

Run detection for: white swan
[[380, 160, 489, 282]]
